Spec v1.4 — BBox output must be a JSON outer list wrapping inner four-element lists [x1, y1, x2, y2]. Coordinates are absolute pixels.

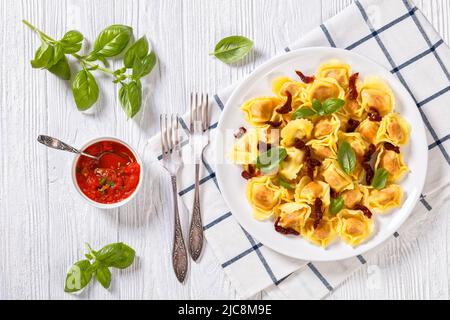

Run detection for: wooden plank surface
[[0, 0, 448, 299]]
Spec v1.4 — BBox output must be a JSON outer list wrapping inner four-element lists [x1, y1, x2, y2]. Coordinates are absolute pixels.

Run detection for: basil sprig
[[278, 177, 295, 190], [64, 242, 136, 293], [338, 141, 356, 174], [210, 35, 253, 64], [256, 147, 287, 174], [371, 168, 390, 190], [330, 196, 344, 215], [23, 20, 157, 118], [292, 98, 344, 119]]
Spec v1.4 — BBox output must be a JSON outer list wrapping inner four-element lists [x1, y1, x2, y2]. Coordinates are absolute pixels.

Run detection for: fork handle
[[189, 163, 204, 261], [170, 175, 188, 283]]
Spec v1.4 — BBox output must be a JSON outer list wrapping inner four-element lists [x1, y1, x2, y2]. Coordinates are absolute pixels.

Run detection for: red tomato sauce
[[75, 140, 140, 204]]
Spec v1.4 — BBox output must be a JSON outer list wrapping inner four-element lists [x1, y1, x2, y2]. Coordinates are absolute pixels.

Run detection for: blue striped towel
[[148, 0, 450, 299]]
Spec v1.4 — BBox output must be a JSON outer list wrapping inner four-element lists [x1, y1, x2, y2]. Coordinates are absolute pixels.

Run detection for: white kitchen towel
[[147, 0, 450, 299]]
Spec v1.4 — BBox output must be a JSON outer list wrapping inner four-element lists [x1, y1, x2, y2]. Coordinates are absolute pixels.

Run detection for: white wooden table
[[1, 0, 449, 300]]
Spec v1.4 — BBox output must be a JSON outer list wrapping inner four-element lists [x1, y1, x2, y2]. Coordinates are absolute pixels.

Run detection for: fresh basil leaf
[[30, 42, 54, 68], [95, 242, 136, 269], [48, 56, 71, 80], [119, 81, 142, 119], [372, 168, 389, 190], [52, 43, 65, 66], [338, 141, 356, 174], [64, 260, 93, 293], [60, 30, 83, 54], [311, 99, 323, 114], [292, 107, 317, 119], [61, 30, 83, 44], [139, 51, 156, 77], [330, 196, 344, 215], [211, 35, 253, 64], [91, 24, 132, 58], [256, 147, 287, 174], [124, 36, 149, 68], [278, 178, 295, 190], [72, 69, 99, 111], [322, 98, 345, 114], [132, 56, 144, 78], [94, 265, 112, 289]]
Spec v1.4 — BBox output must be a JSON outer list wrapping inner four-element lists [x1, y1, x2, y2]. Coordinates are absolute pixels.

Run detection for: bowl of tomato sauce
[[72, 137, 143, 209]]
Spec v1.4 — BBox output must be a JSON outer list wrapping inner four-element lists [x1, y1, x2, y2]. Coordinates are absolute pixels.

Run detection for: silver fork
[[160, 114, 188, 283], [188, 93, 209, 261]]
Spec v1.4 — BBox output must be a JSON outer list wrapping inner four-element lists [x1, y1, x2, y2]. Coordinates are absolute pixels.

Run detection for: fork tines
[[190, 93, 209, 133], [160, 114, 180, 157]]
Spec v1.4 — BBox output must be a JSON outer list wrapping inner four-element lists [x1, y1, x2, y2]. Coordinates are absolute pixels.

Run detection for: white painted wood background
[[0, 0, 449, 300]]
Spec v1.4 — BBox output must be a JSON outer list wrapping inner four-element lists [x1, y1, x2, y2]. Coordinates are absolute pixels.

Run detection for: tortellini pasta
[[337, 209, 374, 246], [231, 60, 410, 248]]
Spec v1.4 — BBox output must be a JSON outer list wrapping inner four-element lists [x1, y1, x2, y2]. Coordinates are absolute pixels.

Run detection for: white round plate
[[215, 47, 428, 262]]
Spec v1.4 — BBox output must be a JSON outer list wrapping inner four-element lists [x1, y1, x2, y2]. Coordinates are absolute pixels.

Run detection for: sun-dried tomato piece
[[368, 108, 382, 121], [348, 72, 359, 100], [313, 198, 323, 229], [362, 162, 374, 185], [266, 120, 282, 127], [276, 92, 292, 114], [295, 70, 315, 84], [353, 204, 372, 218], [330, 188, 338, 199], [234, 127, 247, 139], [293, 138, 306, 150], [241, 165, 259, 180], [346, 118, 360, 133], [274, 217, 299, 235], [384, 142, 400, 153], [363, 144, 376, 162]]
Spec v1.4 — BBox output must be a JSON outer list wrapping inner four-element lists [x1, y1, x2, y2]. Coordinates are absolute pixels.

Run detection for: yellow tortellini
[[359, 77, 395, 116], [376, 113, 410, 146], [317, 60, 351, 89], [375, 146, 408, 182], [337, 209, 374, 246], [302, 216, 339, 247], [308, 77, 345, 102], [230, 60, 410, 249], [241, 97, 283, 127], [279, 147, 305, 180], [280, 119, 314, 147], [366, 184, 403, 213], [277, 202, 312, 233], [246, 176, 283, 220], [320, 159, 353, 192]]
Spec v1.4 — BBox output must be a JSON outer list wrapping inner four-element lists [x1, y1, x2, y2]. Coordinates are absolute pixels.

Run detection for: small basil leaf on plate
[[278, 178, 295, 190], [311, 99, 323, 114], [124, 36, 149, 68], [72, 69, 99, 111], [322, 98, 345, 114], [92, 24, 132, 58], [256, 147, 287, 174], [330, 196, 344, 215], [338, 141, 356, 174], [292, 107, 317, 119], [119, 81, 142, 119], [94, 265, 112, 289], [372, 168, 390, 190], [64, 260, 93, 293], [95, 242, 136, 269], [211, 35, 253, 64]]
